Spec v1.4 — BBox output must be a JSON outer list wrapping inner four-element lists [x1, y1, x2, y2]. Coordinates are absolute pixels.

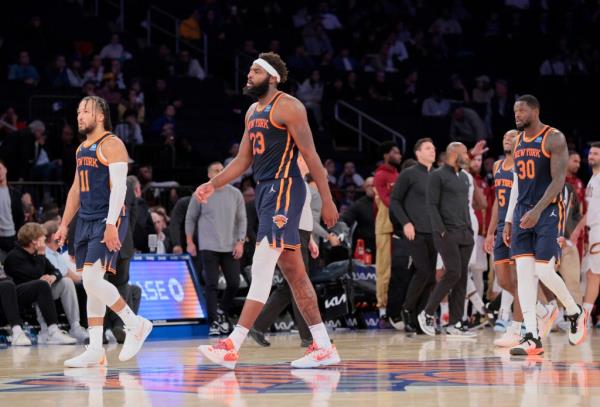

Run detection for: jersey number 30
[[249, 132, 265, 155], [517, 159, 535, 180]]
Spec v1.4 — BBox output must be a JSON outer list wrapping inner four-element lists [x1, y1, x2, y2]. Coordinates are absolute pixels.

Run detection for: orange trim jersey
[[513, 125, 555, 206], [247, 92, 301, 182]]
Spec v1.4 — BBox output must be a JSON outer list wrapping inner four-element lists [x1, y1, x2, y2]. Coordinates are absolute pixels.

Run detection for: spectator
[[337, 161, 365, 188], [54, 123, 78, 185], [287, 46, 315, 79], [297, 70, 325, 132], [430, 8, 463, 36], [0, 107, 19, 141], [99, 34, 132, 61], [67, 58, 85, 87], [539, 53, 567, 76], [319, 2, 343, 30], [449, 106, 488, 143], [21, 193, 36, 223], [118, 89, 146, 124], [7, 51, 39, 86], [151, 104, 177, 134], [108, 59, 126, 90], [0, 267, 35, 345], [83, 55, 105, 85], [4, 223, 77, 344], [487, 79, 513, 140], [472, 75, 494, 105], [114, 109, 144, 149], [96, 78, 122, 105], [29, 120, 62, 183], [333, 48, 361, 72], [169, 196, 193, 255], [374, 141, 402, 320], [448, 74, 470, 104], [185, 162, 246, 335], [180, 10, 202, 41], [368, 71, 393, 101], [341, 176, 376, 257], [0, 160, 24, 253], [422, 89, 451, 117], [150, 208, 172, 254], [175, 50, 206, 80], [46, 55, 71, 89], [302, 20, 333, 57], [81, 81, 97, 97], [345, 71, 363, 101], [42, 220, 88, 341], [129, 175, 155, 252]]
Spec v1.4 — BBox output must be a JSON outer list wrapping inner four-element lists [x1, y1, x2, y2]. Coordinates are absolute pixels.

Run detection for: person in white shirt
[[99, 34, 132, 61], [571, 143, 600, 324]]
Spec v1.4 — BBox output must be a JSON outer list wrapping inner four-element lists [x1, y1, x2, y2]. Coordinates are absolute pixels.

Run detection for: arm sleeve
[[389, 172, 411, 227], [234, 191, 247, 242], [504, 173, 519, 224], [184, 197, 201, 237], [426, 172, 446, 234], [106, 162, 128, 225]]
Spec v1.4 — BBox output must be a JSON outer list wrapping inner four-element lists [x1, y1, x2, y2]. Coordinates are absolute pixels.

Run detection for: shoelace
[[305, 343, 318, 355], [568, 312, 579, 334]]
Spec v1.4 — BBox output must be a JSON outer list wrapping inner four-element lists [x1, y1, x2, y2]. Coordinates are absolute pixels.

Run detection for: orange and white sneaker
[[494, 322, 522, 348], [290, 343, 341, 368], [538, 303, 559, 339], [199, 338, 239, 370], [509, 333, 544, 356], [567, 305, 587, 346], [64, 346, 107, 368]]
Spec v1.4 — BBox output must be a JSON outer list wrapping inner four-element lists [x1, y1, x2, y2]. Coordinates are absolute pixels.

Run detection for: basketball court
[[1, 329, 598, 406]]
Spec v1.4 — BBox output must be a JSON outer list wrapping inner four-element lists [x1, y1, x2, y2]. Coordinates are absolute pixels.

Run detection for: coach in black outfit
[[389, 138, 437, 332], [418, 142, 475, 336]]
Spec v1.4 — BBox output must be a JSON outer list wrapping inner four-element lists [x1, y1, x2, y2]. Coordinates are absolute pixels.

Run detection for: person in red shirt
[[373, 141, 402, 320], [566, 150, 586, 259]]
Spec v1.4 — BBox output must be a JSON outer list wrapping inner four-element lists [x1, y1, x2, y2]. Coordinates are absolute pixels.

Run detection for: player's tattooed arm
[[275, 95, 339, 228], [521, 129, 568, 228], [210, 104, 255, 189]]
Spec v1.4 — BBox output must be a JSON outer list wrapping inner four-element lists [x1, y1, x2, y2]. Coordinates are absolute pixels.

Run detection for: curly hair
[[258, 52, 289, 84], [17, 222, 47, 247]]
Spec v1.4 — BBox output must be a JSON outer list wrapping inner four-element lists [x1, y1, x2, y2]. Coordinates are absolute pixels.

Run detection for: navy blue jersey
[[247, 91, 301, 182], [76, 132, 116, 220], [513, 125, 556, 206], [493, 159, 514, 227]]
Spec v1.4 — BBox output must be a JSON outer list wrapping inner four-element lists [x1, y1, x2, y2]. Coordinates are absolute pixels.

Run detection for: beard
[[243, 77, 270, 98], [457, 156, 469, 169], [79, 121, 97, 136], [516, 119, 530, 131]]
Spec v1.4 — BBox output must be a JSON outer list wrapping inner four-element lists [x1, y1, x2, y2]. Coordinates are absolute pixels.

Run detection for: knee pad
[[82, 260, 105, 293], [246, 237, 282, 303], [536, 257, 557, 281]]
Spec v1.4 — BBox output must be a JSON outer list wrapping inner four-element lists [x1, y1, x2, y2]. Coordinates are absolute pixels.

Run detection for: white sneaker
[[46, 329, 77, 345], [494, 324, 522, 348], [290, 343, 341, 368], [11, 331, 32, 346], [538, 303, 559, 339], [118, 317, 153, 361], [417, 311, 437, 337], [567, 305, 587, 346], [445, 322, 477, 338], [69, 325, 89, 342], [64, 347, 107, 368]]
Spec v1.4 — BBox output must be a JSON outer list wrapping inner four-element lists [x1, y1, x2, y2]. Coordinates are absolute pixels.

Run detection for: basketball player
[[57, 96, 153, 367], [503, 95, 586, 355], [195, 52, 340, 369], [485, 129, 524, 347], [571, 142, 600, 324]]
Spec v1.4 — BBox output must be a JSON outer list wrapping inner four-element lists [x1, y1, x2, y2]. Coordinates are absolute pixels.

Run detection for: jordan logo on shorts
[[550, 210, 557, 217], [273, 214, 288, 228], [269, 185, 276, 193]]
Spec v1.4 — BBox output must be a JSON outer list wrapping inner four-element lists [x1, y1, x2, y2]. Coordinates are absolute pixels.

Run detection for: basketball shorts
[[255, 177, 305, 251], [510, 202, 564, 262], [493, 224, 512, 264], [582, 226, 600, 275], [75, 215, 128, 274]]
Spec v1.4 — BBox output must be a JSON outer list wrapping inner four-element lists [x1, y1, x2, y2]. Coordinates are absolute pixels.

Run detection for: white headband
[[253, 58, 281, 83]]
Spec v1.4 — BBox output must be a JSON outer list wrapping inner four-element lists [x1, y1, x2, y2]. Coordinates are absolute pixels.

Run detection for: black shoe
[[248, 328, 270, 347], [113, 326, 126, 344], [510, 332, 544, 356], [401, 309, 417, 333], [208, 321, 221, 336], [300, 338, 313, 348]]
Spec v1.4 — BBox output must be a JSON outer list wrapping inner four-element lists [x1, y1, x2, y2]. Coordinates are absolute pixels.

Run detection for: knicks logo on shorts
[[273, 214, 288, 229]]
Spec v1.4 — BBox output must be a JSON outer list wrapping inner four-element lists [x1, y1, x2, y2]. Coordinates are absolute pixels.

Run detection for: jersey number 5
[[517, 159, 535, 180], [80, 170, 90, 192], [498, 189, 506, 207], [249, 132, 265, 155]]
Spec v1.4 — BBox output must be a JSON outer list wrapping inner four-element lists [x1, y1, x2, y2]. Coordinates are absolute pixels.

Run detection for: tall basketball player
[[503, 95, 586, 355], [57, 96, 153, 367], [571, 142, 600, 324], [195, 52, 340, 369], [485, 129, 524, 347]]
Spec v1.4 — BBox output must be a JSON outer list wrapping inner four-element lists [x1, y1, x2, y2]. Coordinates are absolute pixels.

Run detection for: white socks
[[309, 323, 332, 349], [117, 305, 139, 328], [516, 257, 539, 337], [499, 290, 514, 321], [229, 325, 249, 351], [379, 308, 386, 318], [536, 259, 579, 315], [509, 320, 522, 334], [89, 326, 104, 349]]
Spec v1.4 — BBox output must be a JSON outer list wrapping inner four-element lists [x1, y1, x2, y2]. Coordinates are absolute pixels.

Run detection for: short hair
[[17, 222, 47, 246], [414, 138, 434, 153], [80, 95, 113, 131], [258, 52, 288, 84], [28, 120, 46, 133], [516, 94, 540, 110], [208, 161, 223, 169], [568, 150, 580, 157], [446, 141, 465, 154], [43, 220, 59, 239], [122, 108, 137, 120], [127, 175, 140, 188], [590, 141, 600, 149], [379, 141, 398, 157]]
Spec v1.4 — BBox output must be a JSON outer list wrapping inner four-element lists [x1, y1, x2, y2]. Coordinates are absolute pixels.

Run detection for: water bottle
[[148, 234, 158, 253]]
